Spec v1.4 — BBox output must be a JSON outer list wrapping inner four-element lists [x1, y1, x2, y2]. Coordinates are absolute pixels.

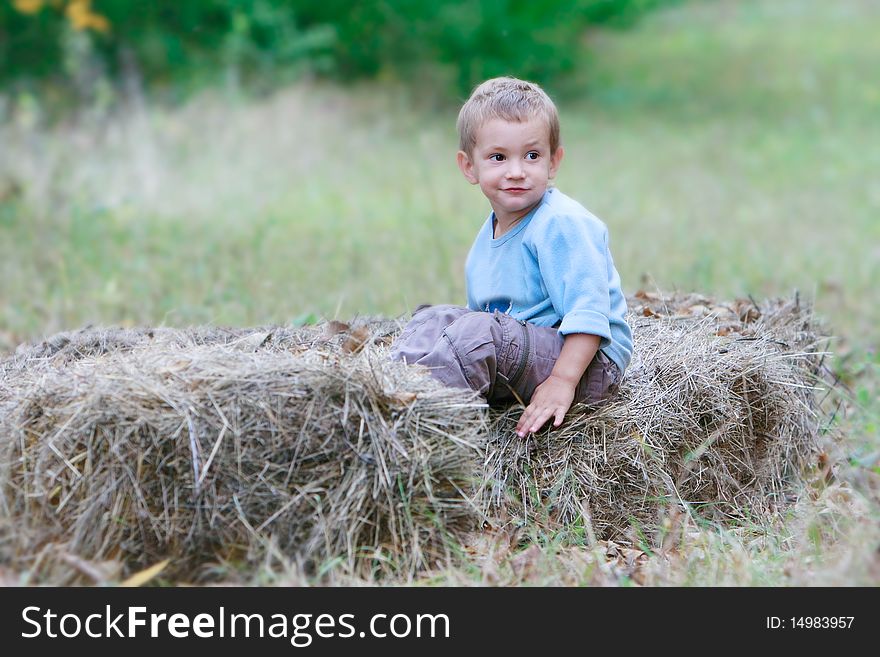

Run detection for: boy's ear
[[549, 145, 565, 179], [457, 150, 479, 185]]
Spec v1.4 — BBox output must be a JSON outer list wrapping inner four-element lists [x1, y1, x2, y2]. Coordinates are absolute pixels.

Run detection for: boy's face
[[457, 117, 563, 228]]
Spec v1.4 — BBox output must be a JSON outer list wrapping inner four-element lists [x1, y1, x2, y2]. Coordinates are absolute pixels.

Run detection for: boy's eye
[[525, 151, 540, 160], [489, 154, 505, 162]]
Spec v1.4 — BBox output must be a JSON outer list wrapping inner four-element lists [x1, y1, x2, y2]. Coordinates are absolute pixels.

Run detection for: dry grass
[[482, 291, 830, 542], [0, 292, 837, 585], [0, 320, 487, 584]]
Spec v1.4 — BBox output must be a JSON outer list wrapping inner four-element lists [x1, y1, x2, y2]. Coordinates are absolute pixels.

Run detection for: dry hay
[[0, 322, 488, 584], [482, 291, 831, 540], [0, 292, 833, 584]]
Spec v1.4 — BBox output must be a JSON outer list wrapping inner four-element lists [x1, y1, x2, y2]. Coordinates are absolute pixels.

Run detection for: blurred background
[[0, 1, 877, 427]]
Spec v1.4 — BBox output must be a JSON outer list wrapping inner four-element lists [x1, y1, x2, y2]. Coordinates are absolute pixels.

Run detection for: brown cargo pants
[[390, 304, 622, 406]]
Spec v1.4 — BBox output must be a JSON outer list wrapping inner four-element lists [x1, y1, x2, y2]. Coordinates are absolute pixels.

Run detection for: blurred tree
[[294, 0, 677, 93], [0, 0, 677, 98], [1, 0, 334, 93]]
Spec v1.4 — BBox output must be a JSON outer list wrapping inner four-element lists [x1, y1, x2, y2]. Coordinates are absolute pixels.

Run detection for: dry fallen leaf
[[120, 559, 171, 587], [322, 320, 350, 339], [715, 322, 742, 336], [733, 299, 761, 323], [342, 326, 372, 354], [235, 330, 272, 351], [817, 452, 835, 485]]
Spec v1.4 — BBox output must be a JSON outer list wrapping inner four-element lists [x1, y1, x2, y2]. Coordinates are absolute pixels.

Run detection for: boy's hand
[[516, 374, 576, 437]]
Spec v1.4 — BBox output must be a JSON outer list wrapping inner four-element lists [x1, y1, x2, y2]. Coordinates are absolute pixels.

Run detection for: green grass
[[1, 0, 877, 585]]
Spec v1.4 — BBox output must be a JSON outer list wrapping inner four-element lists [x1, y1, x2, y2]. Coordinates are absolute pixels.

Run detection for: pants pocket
[[490, 315, 563, 405]]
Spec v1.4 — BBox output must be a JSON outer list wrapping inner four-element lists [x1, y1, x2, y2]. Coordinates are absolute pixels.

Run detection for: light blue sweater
[[465, 187, 633, 373]]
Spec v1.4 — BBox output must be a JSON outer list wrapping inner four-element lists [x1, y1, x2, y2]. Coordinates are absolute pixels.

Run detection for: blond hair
[[456, 77, 561, 156]]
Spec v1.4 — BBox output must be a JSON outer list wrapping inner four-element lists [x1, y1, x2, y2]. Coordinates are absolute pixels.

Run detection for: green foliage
[[0, 0, 335, 94], [0, 1, 67, 79], [295, 0, 678, 94], [0, 0, 675, 97]]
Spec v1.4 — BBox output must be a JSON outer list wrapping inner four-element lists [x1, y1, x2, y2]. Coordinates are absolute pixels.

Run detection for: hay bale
[[481, 292, 829, 540], [0, 323, 487, 584], [0, 293, 832, 583]]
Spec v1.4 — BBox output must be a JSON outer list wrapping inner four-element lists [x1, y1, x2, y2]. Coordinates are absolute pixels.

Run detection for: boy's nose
[[505, 162, 524, 178]]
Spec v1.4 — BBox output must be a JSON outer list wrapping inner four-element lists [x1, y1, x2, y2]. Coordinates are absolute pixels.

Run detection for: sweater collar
[[488, 188, 552, 247]]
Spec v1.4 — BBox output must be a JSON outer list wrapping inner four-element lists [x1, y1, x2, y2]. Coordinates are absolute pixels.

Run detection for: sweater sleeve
[[532, 214, 612, 346], [466, 283, 479, 311]]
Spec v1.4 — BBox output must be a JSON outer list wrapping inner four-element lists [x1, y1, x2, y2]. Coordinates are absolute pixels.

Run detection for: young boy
[[391, 77, 632, 438]]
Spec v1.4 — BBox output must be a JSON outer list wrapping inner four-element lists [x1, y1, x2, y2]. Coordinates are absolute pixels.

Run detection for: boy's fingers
[[523, 408, 539, 431], [518, 409, 536, 435], [553, 408, 565, 426], [536, 409, 554, 431], [516, 408, 534, 436], [518, 397, 569, 435], [530, 408, 553, 433]]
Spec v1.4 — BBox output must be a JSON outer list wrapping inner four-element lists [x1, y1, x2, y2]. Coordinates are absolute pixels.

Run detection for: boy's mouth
[[503, 187, 529, 193]]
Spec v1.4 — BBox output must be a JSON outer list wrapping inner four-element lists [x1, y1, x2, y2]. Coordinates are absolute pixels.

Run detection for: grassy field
[[1, 0, 877, 584]]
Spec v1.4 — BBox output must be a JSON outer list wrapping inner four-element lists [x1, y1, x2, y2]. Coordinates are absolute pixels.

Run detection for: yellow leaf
[[120, 559, 170, 588], [13, 0, 44, 15], [64, 0, 110, 33]]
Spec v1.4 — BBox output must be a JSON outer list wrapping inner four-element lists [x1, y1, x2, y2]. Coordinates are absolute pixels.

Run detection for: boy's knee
[[405, 304, 472, 334], [393, 310, 511, 398], [411, 303, 468, 318], [391, 304, 471, 363], [442, 311, 501, 352]]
